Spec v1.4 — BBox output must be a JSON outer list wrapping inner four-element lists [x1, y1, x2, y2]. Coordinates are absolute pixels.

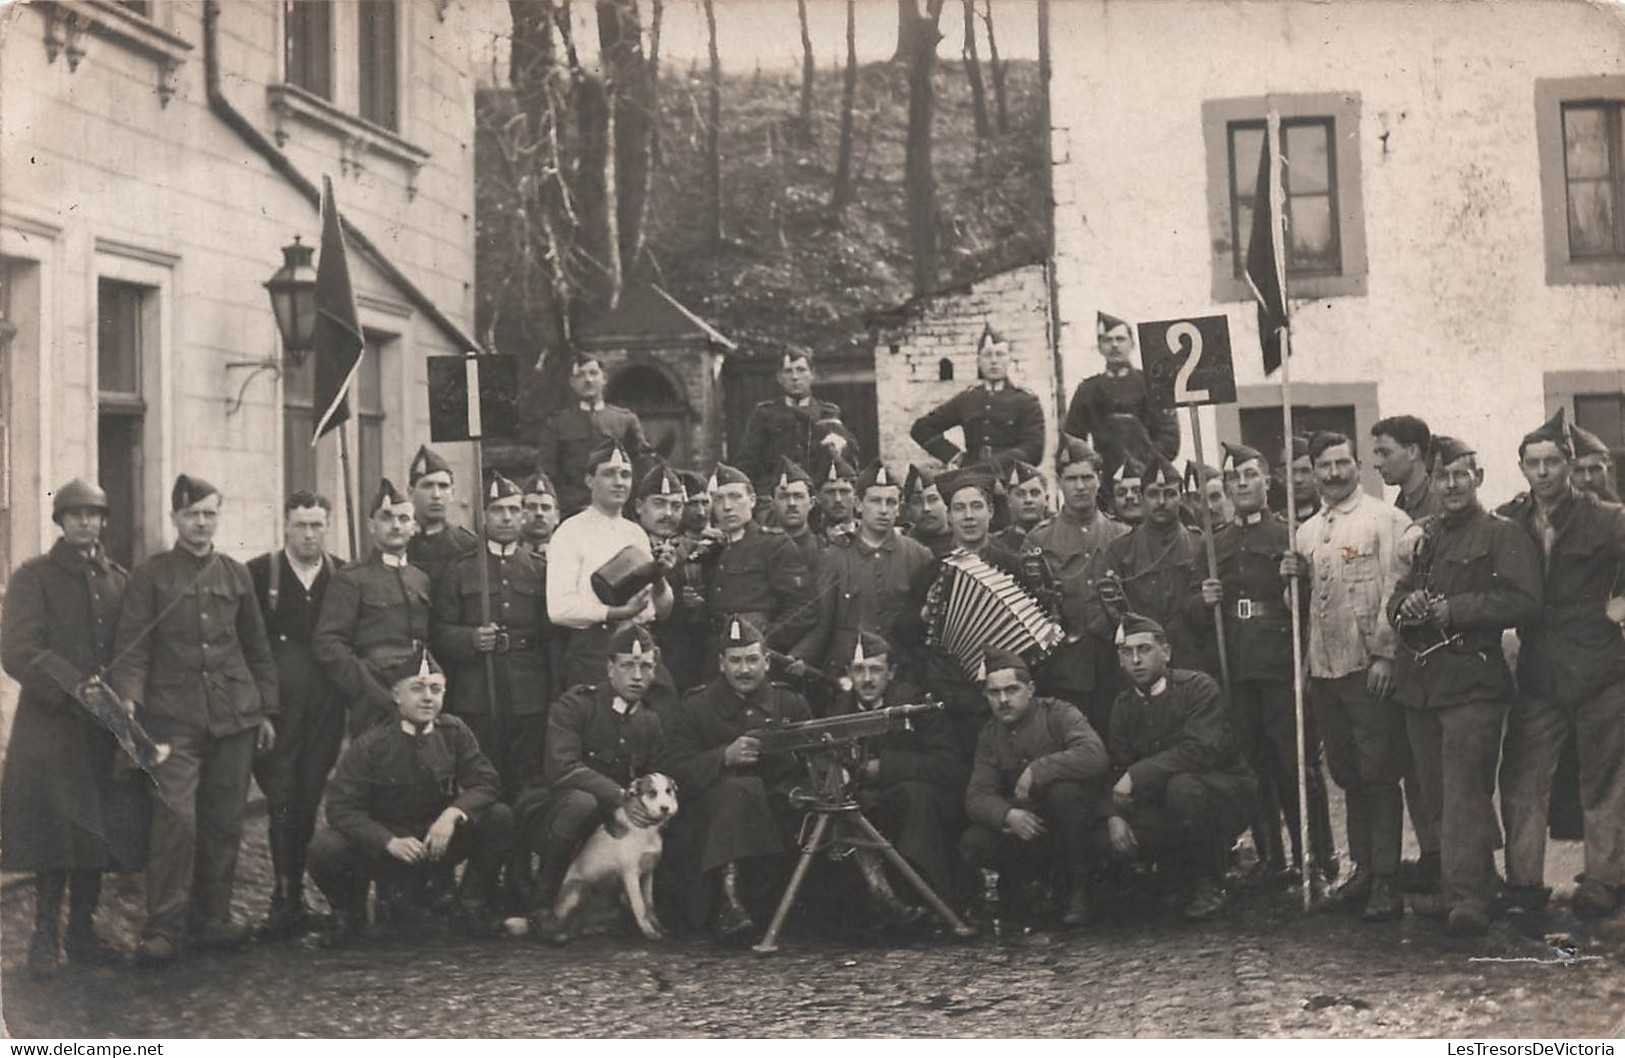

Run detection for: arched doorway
[[607, 362, 692, 467]]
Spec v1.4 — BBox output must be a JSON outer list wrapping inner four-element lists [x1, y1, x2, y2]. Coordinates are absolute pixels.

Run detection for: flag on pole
[[427, 353, 520, 442], [311, 175, 366, 443], [1245, 114, 1289, 376]]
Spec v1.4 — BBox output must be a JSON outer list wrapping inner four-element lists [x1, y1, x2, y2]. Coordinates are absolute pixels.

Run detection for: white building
[[1048, 0, 1625, 504], [1, 0, 481, 585]]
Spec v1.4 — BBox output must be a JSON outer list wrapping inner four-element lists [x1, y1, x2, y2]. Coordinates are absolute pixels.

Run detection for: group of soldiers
[[4, 316, 1623, 976]]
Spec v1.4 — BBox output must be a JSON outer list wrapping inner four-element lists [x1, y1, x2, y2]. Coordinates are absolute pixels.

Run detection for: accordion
[[924, 549, 1065, 680]]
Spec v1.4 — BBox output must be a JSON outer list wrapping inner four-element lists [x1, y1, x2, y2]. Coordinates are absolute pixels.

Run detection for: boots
[[856, 850, 924, 927], [29, 872, 65, 980], [1361, 875, 1405, 922], [261, 809, 309, 939], [455, 862, 501, 938], [713, 862, 756, 940], [62, 871, 121, 966], [1061, 869, 1097, 928]]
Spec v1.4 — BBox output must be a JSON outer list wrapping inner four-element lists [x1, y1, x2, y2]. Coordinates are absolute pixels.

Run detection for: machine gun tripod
[[747, 700, 977, 954]]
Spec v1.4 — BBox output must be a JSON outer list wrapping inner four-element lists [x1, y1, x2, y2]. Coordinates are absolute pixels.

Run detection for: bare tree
[[981, 0, 1009, 133], [962, 0, 990, 139], [892, 0, 917, 62], [796, 0, 816, 143], [830, 0, 858, 213], [903, 0, 948, 293], [703, 0, 723, 248], [630, 0, 663, 270]]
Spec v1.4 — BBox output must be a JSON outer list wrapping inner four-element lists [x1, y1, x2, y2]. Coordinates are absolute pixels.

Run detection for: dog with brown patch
[[548, 772, 678, 941]]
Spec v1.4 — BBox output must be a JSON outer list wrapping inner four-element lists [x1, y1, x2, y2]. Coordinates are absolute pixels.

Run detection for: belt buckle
[[1236, 599, 1254, 620], [493, 630, 511, 654]]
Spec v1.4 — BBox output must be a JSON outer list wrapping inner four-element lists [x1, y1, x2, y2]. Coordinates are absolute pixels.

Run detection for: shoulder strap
[[267, 550, 281, 617]]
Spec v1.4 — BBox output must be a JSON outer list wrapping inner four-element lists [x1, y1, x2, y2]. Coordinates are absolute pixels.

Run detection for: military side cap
[[1221, 442, 1264, 473], [484, 471, 522, 505], [855, 459, 899, 495], [51, 478, 109, 521], [520, 471, 556, 499], [381, 644, 444, 688], [609, 624, 657, 658], [1097, 311, 1131, 335], [1182, 461, 1208, 490], [706, 463, 751, 492], [720, 615, 765, 649], [778, 347, 813, 369], [409, 444, 454, 486], [1112, 459, 1144, 486], [937, 466, 995, 504], [1572, 424, 1611, 460], [1115, 611, 1166, 645], [1283, 435, 1311, 463], [820, 455, 858, 485], [981, 647, 1030, 681], [1521, 408, 1573, 456], [977, 322, 1010, 353], [773, 456, 814, 492], [1143, 458, 1183, 489], [171, 473, 219, 512], [1004, 460, 1041, 488], [1430, 435, 1477, 468], [677, 470, 708, 499], [370, 477, 411, 516], [1056, 435, 1098, 471], [636, 462, 687, 501], [903, 464, 938, 497], [850, 631, 893, 667], [585, 438, 633, 475]]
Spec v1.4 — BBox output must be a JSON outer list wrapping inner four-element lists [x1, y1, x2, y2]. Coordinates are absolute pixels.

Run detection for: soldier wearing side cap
[[1108, 459, 1147, 529], [2, 478, 146, 978], [1269, 435, 1322, 524], [769, 456, 825, 579], [812, 456, 859, 547], [1572, 423, 1621, 503], [404, 444, 479, 589], [910, 324, 1046, 470], [905, 465, 955, 559], [308, 647, 513, 943], [737, 349, 852, 497], [536, 351, 654, 518], [108, 475, 279, 964], [993, 460, 1049, 553], [519, 472, 561, 563], [313, 479, 433, 737], [660, 616, 815, 940], [1062, 311, 1182, 485], [635, 464, 710, 695]]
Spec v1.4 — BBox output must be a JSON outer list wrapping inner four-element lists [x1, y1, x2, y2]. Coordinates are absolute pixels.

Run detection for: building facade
[[1049, 0, 1625, 505]]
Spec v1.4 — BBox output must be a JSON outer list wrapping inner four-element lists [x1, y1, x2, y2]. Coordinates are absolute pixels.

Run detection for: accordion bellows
[[925, 549, 1065, 680]]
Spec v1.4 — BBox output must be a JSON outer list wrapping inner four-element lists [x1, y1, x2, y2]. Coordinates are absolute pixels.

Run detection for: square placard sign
[[1137, 315, 1237, 409]]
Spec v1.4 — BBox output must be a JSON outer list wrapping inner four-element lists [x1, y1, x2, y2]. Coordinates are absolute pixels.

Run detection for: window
[[283, 353, 318, 498], [0, 262, 16, 579], [285, 0, 333, 101], [1574, 393, 1625, 497], [1537, 77, 1625, 285], [357, 0, 398, 132], [357, 333, 388, 550], [1216, 381, 1383, 499], [1561, 102, 1624, 259], [97, 279, 152, 569], [1202, 94, 1368, 303]]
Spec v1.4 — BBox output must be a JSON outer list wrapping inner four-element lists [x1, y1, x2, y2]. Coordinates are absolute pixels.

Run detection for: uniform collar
[[488, 539, 519, 557], [982, 380, 1008, 393], [580, 398, 607, 412], [611, 695, 638, 716], [1136, 676, 1169, 699], [400, 719, 436, 736], [1104, 365, 1132, 379], [1237, 510, 1266, 527], [784, 395, 812, 408], [49, 537, 104, 570], [379, 551, 409, 569]]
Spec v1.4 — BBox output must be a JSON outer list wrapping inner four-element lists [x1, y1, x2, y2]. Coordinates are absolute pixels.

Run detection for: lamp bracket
[[224, 358, 282, 416]]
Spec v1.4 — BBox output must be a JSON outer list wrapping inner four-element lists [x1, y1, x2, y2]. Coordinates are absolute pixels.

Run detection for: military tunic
[[702, 522, 817, 659], [312, 552, 432, 734], [794, 530, 934, 675], [536, 402, 652, 516], [909, 524, 956, 559], [406, 523, 478, 590], [1024, 508, 1129, 727], [1062, 369, 1182, 479], [909, 382, 1045, 468], [1084, 522, 1212, 675], [737, 396, 844, 493], [783, 527, 827, 585]]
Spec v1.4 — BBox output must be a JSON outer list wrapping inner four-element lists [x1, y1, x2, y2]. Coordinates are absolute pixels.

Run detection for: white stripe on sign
[[465, 353, 483, 439]]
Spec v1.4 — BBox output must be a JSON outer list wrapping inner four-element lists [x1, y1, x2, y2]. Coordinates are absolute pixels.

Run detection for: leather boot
[[29, 872, 65, 980], [856, 850, 924, 926], [456, 863, 500, 938], [63, 871, 121, 966], [260, 809, 307, 939], [713, 862, 755, 940], [1361, 875, 1405, 922], [1315, 862, 1372, 913], [1061, 869, 1097, 928]]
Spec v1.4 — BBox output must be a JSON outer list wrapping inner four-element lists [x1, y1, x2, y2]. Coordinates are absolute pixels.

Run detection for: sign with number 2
[[1137, 315, 1238, 409]]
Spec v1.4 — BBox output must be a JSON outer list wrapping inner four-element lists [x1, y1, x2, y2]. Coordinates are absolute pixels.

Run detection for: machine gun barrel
[[747, 700, 941, 755]]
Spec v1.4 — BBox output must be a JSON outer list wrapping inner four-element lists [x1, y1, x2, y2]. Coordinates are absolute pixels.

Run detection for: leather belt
[[1231, 597, 1285, 621], [493, 631, 539, 653]]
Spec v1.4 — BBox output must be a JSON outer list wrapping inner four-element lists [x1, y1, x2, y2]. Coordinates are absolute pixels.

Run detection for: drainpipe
[[201, 0, 480, 353]]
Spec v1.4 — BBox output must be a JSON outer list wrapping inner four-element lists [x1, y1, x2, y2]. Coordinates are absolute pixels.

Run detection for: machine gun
[[743, 699, 976, 953]]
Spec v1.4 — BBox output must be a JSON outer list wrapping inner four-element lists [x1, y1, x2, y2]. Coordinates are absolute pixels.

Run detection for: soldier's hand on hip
[[256, 718, 276, 754], [1005, 808, 1046, 842], [1200, 578, 1224, 608], [1107, 816, 1138, 857], [386, 836, 427, 864]]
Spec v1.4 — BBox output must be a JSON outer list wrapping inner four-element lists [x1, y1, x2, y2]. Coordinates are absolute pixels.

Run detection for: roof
[[576, 284, 738, 353]]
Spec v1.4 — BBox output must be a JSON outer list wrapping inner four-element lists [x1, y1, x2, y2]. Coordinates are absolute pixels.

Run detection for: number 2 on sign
[[1166, 322, 1209, 404]]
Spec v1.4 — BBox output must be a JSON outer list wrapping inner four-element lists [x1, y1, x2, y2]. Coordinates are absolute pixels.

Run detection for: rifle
[[26, 653, 170, 774], [764, 649, 845, 692]]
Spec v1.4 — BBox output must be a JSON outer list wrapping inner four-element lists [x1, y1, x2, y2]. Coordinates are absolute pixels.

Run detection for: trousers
[[1405, 700, 1506, 913], [1313, 672, 1406, 876], [308, 804, 516, 911]]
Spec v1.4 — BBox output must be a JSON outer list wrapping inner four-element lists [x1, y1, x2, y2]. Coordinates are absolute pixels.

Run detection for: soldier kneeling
[[1094, 613, 1258, 921], [308, 647, 513, 943], [958, 649, 1110, 928]]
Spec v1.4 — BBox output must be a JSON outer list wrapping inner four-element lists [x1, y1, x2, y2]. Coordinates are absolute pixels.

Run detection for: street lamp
[[264, 236, 317, 365]]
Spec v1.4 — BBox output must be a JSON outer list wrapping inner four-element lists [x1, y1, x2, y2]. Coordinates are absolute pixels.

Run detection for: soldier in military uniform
[[769, 456, 825, 579], [661, 617, 815, 939], [404, 445, 479, 588], [1573, 423, 1620, 503], [247, 491, 346, 939], [517, 625, 667, 929], [308, 647, 513, 942], [519, 471, 560, 562], [905, 465, 955, 558], [910, 324, 1045, 470], [536, 352, 653, 517], [313, 480, 432, 736], [1188, 443, 1334, 884], [1372, 416, 1442, 521], [993, 460, 1048, 553], [812, 456, 859, 547], [1269, 435, 1322, 523], [431, 472, 551, 801], [1062, 312, 1182, 484], [960, 648, 1109, 928], [635, 464, 711, 696], [2, 479, 145, 977], [109, 475, 278, 964], [737, 349, 848, 497], [1108, 460, 1147, 528], [1026, 438, 1129, 737], [1387, 437, 1542, 935], [678, 470, 713, 535], [699, 464, 817, 672], [794, 460, 934, 677], [1096, 613, 1258, 921]]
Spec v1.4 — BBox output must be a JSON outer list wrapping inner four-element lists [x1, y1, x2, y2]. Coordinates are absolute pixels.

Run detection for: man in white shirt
[[1281, 432, 1418, 923], [547, 439, 673, 688]]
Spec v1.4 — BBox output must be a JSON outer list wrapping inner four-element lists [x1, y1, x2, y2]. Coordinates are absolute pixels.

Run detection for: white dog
[[551, 773, 679, 941]]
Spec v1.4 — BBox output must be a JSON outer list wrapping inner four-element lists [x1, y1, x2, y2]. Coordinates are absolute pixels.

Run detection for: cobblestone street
[[1, 814, 1621, 1038]]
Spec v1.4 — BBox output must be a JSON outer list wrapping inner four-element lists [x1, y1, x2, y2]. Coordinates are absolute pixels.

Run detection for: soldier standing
[[109, 475, 278, 964], [1108, 460, 1147, 528], [910, 324, 1045, 469], [812, 456, 859, 546], [736, 349, 848, 497], [1, 479, 145, 977], [313, 480, 432, 736], [1061, 312, 1182, 483], [247, 491, 346, 939], [1388, 437, 1541, 934], [769, 457, 825, 579], [1269, 435, 1322, 523], [404, 445, 478, 588], [993, 460, 1048, 552], [1372, 416, 1443, 521], [905, 465, 955, 559], [637, 463, 710, 696], [1573, 424, 1621, 503], [701, 464, 817, 668], [518, 471, 560, 562], [535, 352, 652, 518]]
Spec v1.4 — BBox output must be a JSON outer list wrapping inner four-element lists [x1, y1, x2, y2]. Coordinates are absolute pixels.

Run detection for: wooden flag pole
[[336, 419, 359, 560], [1187, 405, 1233, 704], [466, 353, 503, 730]]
